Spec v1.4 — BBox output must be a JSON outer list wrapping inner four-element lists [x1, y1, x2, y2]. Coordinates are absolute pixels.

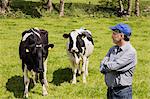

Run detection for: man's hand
[[100, 65, 106, 74], [100, 57, 109, 74]]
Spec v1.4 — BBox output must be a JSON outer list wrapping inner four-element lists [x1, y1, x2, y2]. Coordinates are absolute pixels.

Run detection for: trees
[[41, 0, 53, 13], [135, 0, 140, 16], [0, 0, 140, 17], [0, 0, 9, 14], [118, 0, 124, 14], [118, 0, 140, 16], [42, 0, 64, 17], [127, 0, 132, 16], [59, 0, 64, 16], [47, 0, 53, 13]]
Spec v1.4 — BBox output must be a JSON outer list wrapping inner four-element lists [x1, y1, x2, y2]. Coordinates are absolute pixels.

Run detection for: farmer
[[100, 23, 137, 99]]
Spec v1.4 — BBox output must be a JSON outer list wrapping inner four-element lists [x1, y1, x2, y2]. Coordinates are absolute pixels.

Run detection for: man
[[100, 23, 137, 99]]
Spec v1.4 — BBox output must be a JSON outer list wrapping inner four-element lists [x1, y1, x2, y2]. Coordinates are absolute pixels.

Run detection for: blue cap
[[110, 23, 132, 36]]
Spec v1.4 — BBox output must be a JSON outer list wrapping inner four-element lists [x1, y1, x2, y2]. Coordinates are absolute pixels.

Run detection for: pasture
[[0, 16, 150, 98]]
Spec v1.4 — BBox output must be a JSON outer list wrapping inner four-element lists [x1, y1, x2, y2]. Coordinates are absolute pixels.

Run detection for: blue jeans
[[107, 86, 132, 99]]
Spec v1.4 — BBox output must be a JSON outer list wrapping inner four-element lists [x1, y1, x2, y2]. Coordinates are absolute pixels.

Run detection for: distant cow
[[19, 28, 54, 97], [63, 28, 94, 84]]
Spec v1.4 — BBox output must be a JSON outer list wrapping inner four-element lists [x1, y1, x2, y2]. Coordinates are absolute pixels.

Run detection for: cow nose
[[38, 68, 44, 73], [71, 48, 78, 52]]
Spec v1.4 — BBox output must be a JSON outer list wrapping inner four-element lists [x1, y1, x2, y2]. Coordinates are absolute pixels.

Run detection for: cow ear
[[63, 34, 69, 38], [45, 44, 54, 49], [22, 31, 27, 37], [48, 44, 54, 48]]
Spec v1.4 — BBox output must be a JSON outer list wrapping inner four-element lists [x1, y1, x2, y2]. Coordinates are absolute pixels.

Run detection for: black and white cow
[[19, 27, 54, 97], [63, 28, 94, 84]]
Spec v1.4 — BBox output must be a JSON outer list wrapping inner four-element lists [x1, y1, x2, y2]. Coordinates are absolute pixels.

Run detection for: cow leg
[[24, 65, 30, 98], [42, 80, 48, 96], [72, 67, 77, 84], [82, 57, 87, 83], [43, 58, 48, 86], [85, 58, 89, 76], [72, 62, 77, 84], [31, 70, 37, 85], [78, 61, 81, 75], [39, 72, 48, 96]]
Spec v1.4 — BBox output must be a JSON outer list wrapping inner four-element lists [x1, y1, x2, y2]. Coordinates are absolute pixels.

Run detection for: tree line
[[118, 0, 140, 16], [0, 0, 140, 17]]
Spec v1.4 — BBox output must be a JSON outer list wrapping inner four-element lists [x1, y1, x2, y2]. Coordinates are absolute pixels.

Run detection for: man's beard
[[113, 38, 121, 44]]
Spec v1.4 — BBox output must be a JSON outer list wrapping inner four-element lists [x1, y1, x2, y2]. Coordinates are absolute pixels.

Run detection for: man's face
[[112, 30, 124, 44]]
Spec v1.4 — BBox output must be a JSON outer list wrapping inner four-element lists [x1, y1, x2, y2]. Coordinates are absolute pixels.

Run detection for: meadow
[[0, 16, 150, 98]]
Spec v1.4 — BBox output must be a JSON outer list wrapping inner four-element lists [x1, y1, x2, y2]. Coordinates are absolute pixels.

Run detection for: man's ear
[[120, 33, 124, 38], [63, 34, 69, 38]]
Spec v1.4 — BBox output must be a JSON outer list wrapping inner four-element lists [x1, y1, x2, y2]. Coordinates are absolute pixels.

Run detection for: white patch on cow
[[38, 58, 48, 96], [23, 65, 30, 98], [22, 33, 33, 41], [31, 29, 41, 39], [42, 84, 48, 96], [43, 58, 48, 86], [72, 65, 77, 84], [22, 28, 41, 42], [31, 70, 37, 85], [70, 31, 78, 52], [83, 37, 94, 57], [36, 44, 42, 48], [76, 28, 92, 35]]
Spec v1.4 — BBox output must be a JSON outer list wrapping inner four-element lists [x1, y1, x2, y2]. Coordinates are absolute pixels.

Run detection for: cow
[[63, 28, 94, 84], [19, 27, 54, 97]]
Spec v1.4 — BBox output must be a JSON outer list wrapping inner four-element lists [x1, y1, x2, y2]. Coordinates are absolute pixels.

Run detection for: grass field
[[0, 16, 150, 98]]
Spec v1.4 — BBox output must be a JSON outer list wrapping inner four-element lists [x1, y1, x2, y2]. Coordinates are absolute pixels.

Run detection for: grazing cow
[[19, 27, 54, 97], [63, 28, 94, 84]]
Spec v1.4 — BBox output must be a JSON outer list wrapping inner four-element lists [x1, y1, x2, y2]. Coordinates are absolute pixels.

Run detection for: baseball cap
[[110, 23, 132, 36]]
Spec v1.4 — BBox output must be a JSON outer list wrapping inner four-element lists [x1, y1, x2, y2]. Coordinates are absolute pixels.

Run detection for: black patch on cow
[[68, 35, 73, 52], [83, 47, 86, 55], [76, 52, 80, 58], [83, 31, 94, 45], [68, 34, 85, 54], [19, 28, 54, 73], [72, 52, 80, 59], [76, 35, 85, 53], [63, 34, 70, 38], [87, 37, 94, 45]]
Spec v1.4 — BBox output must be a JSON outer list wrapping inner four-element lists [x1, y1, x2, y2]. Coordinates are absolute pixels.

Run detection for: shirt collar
[[120, 42, 130, 51]]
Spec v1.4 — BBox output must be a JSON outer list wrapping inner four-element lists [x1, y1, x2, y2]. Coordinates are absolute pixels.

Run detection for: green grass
[[0, 16, 150, 98]]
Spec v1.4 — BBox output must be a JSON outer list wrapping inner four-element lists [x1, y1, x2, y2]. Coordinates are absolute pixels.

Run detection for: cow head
[[63, 30, 85, 53], [19, 28, 54, 73]]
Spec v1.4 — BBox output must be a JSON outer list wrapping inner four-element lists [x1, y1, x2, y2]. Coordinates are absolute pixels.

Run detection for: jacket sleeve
[[100, 57, 109, 74], [104, 50, 136, 72]]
